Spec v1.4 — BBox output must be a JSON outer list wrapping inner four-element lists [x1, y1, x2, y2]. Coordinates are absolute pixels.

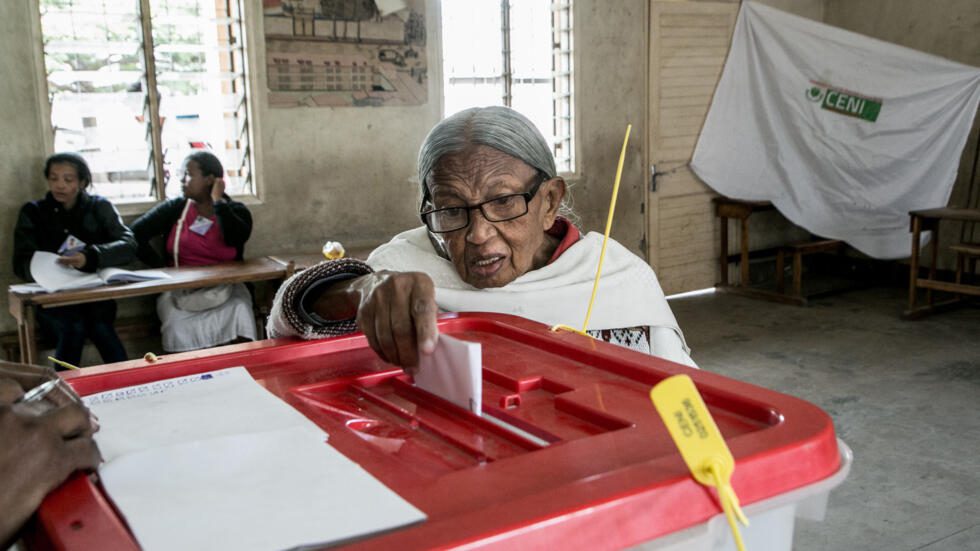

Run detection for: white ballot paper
[[84, 367, 425, 551], [414, 335, 482, 415]]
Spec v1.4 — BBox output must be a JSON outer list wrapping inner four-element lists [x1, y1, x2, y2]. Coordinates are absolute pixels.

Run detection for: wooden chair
[[951, 242, 980, 285]]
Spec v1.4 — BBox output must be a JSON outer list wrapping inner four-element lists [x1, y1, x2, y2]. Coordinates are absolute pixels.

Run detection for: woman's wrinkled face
[[47, 163, 83, 209], [425, 145, 564, 289], [181, 160, 213, 201]]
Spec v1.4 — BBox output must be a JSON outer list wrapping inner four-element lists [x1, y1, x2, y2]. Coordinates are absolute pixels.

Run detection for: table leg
[[926, 228, 939, 306], [775, 250, 785, 293], [22, 305, 37, 365], [740, 217, 750, 287], [908, 216, 921, 312], [719, 217, 729, 286], [792, 251, 803, 297]]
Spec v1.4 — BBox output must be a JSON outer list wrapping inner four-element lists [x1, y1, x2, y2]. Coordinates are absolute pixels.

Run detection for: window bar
[[138, 0, 166, 198], [231, 0, 253, 194], [500, 0, 512, 107], [551, 0, 574, 173]]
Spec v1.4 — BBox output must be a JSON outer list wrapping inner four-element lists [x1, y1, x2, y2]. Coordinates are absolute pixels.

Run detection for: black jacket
[[13, 191, 137, 281], [131, 196, 252, 268]]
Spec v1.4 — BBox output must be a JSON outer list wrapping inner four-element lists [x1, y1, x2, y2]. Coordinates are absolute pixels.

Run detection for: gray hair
[[417, 106, 559, 201]]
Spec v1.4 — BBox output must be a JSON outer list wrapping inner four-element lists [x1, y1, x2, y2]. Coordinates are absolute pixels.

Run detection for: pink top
[[165, 202, 237, 267]]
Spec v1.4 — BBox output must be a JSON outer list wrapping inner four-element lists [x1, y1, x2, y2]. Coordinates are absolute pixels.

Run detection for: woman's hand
[[309, 271, 439, 372], [56, 253, 86, 270], [0, 380, 101, 545], [0, 361, 65, 402], [210, 177, 226, 202]]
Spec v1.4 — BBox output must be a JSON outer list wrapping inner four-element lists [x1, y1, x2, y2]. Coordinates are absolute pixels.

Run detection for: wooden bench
[[775, 239, 845, 299]]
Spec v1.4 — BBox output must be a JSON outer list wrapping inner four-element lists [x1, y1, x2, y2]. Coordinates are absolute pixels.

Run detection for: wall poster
[[263, 0, 428, 107]]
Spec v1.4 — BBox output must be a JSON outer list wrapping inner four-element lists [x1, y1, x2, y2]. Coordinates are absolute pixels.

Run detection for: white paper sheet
[[86, 368, 426, 550], [29, 251, 170, 292], [84, 367, 325, 462], [30, 251, 102, 291], [414, 335, 482, 415], [8, 283, 46, 294]]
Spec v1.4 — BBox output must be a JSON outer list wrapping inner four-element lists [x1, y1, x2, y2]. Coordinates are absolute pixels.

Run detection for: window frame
[[29, 0, 263, 216], [441, 0, 577, 176]]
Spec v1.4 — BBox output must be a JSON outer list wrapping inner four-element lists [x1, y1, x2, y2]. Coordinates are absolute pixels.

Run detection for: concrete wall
[[757, 0, 823, 21], [570, 0, 648, 251], [0, 2, 52, 334], [245, 1, 443, 256], [826, 0, 980, 257]]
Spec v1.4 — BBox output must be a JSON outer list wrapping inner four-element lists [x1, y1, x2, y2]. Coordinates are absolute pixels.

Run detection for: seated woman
[[131, 151, 255, 353], [269, 106, 694, 369], [12, 153, 136, 367]]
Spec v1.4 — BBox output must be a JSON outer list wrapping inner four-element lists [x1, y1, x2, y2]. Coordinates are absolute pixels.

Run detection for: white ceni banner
[[692, 1, 980, 259]]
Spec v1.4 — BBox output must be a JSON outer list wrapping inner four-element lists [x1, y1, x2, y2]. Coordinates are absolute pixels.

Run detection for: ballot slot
[[481, 368, 635, 441], [286, 362, 640, 474], [287, 373, 541, 470]]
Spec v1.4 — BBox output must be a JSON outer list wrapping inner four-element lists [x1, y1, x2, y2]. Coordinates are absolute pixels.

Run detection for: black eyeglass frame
[[419, 172, 549, 234]]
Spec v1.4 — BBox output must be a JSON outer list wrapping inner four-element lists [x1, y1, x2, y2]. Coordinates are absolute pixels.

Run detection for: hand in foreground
[[55, 252, 86, 270], [353, 271, 439, 373], [0, 361, 74, 406], [0, 379, 101, 545], [210, 177, 226, 202]]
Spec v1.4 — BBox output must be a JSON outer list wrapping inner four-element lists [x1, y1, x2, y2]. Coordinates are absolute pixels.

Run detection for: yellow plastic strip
[[47, 356, 80, 370], [650, 374, 750, 551], [551, 124, 632, 336], [709, 462, 748, 551], [549, 323, 590, 337]]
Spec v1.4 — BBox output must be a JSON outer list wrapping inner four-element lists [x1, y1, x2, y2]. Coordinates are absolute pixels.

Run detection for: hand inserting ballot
[[312, 271, 439, 373]]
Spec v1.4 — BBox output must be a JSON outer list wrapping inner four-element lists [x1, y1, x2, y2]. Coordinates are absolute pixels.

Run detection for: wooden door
[[646, 1, 738, 294]]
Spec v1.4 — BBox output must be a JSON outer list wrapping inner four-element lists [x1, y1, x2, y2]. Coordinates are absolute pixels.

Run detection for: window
[[441, 0, 575, 173], [38, 0, 255, 203]]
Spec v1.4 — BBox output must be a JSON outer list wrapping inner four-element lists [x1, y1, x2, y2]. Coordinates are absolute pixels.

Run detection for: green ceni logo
[[806, 82, 881, 122]]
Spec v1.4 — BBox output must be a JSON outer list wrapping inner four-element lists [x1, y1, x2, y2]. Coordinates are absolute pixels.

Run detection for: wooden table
[[8, 257, 292, 365], [713, 198, 808, 304], [268, 245, 377, 272], [905, 207, 980, 319]]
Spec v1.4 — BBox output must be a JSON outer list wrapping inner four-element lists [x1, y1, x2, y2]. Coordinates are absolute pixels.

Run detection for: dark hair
[[44, 152, 92, 189], [184, 151, 224, 178]]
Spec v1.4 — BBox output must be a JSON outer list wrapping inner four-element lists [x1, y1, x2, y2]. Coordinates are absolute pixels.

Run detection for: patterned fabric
[[587, 326, 651, 354], [268, 258, 374, 339]]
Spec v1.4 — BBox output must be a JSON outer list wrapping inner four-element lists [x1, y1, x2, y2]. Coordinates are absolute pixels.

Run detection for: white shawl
[[366, 227, 689, 353]]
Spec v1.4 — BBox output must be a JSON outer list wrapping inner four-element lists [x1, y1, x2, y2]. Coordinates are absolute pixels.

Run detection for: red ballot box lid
[[31, 313, 841, 550]]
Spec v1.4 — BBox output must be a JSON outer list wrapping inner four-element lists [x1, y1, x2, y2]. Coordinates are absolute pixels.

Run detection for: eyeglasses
[[420, 173, 547, 233]]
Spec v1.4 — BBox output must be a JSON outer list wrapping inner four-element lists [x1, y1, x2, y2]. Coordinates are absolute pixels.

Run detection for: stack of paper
[[84, 367, 425, 551], [30, 251, 170, 292]]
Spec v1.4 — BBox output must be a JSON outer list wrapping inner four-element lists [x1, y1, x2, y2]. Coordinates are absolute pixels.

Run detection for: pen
[[48, 356, 80, 370], [15, 378, 61, 403], [12, 379, 62, 415]]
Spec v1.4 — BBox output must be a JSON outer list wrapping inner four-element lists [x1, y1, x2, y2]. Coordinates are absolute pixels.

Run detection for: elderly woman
[[269, 107, 693, 369], [12, 153, 136, 366]]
